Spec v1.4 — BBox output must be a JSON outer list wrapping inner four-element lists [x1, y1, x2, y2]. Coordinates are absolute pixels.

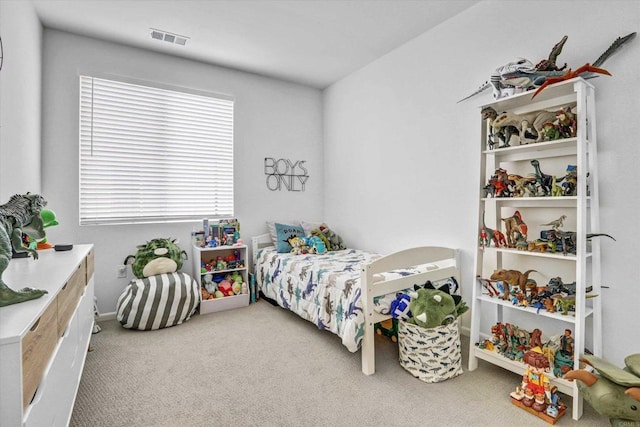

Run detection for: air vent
[[150, 28, 189, 46]]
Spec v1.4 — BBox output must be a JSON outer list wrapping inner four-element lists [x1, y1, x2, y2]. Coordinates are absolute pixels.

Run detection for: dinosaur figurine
[[458, 32, 636, 103], [502, 210, 528, 248], [492, 109, 556, 144], [481, 106, 520, 148], [564, 354, 640, 426], [542, 215, 567, 231], [490, 268, 536, 301], [530, 159, 555, 196], [0, 193, 49, 307]]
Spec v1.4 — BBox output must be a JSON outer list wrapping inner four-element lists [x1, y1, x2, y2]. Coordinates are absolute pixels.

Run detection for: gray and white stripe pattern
[[116, 272, 199, 330]]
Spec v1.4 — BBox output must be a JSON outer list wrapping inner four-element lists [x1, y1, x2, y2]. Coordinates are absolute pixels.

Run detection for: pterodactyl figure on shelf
[[457, 32, 636, 103]]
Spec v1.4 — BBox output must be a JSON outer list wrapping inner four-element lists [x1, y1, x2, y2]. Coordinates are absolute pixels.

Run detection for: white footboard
[[360, 246, 460, 375]]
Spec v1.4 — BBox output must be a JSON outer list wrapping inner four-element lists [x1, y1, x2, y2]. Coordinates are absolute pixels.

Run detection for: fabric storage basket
[[398, 319, 463, 383]]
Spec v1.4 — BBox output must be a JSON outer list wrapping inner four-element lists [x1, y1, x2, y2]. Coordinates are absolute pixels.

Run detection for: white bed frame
[[251, 234, 460, 375]]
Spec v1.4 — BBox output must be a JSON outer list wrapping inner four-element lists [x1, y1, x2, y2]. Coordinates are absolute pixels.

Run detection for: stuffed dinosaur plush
[[123, 238, 187, 278], [320, 227, 346, 251], [306, 235, 327, 254], [309, 228, 330, 252], [407, 288, 457, 329], [564, 353, 640, 426]]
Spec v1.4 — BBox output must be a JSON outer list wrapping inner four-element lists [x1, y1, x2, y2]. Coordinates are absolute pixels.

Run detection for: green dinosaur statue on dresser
[[0, 193, 49, 307]]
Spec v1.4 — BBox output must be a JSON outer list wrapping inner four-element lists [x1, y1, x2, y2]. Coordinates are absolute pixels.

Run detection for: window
[[79, 75, 234, 225]]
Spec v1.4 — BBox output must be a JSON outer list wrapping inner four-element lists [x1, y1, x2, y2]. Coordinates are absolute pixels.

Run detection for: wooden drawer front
[[57, 262, 86, 337], [22, 301, 58, 410], [24, 313, 79, 427], [86, 249, 94, 282]]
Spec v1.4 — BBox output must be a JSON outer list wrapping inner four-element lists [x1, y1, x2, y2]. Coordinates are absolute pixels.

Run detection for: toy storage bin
[[199, 292, 249, 314], [398, 319, 463, 383]]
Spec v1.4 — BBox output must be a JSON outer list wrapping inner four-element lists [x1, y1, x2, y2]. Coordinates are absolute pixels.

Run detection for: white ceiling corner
[[32, 0, 479, 88]]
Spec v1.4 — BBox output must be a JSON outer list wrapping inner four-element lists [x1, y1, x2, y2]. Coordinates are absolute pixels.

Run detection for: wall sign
[[264, 157, 309, 192]]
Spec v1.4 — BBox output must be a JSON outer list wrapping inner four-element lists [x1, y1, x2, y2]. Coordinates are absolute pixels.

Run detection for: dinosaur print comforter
[[255, 247, 433, 352]]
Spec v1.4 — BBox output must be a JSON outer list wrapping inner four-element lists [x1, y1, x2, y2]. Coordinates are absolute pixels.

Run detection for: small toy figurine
[[541, 214, 567, 231], [555, 106, 577, 138], [206, 235, 217, 247], [561, 165, 578, 196], [502, 210, 528, 248], [559, 329, 574, 357], [530, 159, 554, 196], [511, 349, 567, 421], [215, 256, 227, 270], [490, 269, 536, 301]]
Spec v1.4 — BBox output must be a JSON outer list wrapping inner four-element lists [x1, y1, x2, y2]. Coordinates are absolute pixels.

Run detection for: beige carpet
[[70, 300, 608, 427]]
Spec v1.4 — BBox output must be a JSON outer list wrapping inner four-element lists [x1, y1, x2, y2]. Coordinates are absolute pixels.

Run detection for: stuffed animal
[[390, 293, 412, 320], [321, 227, 346, 251], [564, 354, 640, 426], [309, 228, 331, 251], [123, 238, 187, 278], [407, 288, 457, 329], [306, 235, 327, 254], [288, 236, 309, 255], [203, 274, 217, 294]]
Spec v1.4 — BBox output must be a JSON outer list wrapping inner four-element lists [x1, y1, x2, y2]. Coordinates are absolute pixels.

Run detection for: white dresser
[[0, 245, 94, 426]]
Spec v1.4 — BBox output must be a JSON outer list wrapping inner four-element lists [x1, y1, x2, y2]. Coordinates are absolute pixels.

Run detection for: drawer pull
[[30, 318, 41, 332]]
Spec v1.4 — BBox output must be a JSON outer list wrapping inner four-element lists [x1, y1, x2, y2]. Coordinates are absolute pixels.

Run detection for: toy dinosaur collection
[[0, 193, 49, 307], [484, 103, 578, 149], [483, 160, 578, 199], [458, 32, 636, 103]]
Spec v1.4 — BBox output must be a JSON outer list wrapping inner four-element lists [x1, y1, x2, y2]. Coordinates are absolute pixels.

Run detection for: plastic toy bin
[[199, 293, 249, 314]]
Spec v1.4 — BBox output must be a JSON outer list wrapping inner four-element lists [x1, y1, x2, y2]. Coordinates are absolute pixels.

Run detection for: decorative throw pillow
[[266, 220, 300, 247], [274, 223, 306, 253]]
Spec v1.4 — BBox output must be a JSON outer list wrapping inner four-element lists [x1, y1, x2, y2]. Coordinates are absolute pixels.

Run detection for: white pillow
[[266, 220, 301, 246], [300, 220, 327, 235]]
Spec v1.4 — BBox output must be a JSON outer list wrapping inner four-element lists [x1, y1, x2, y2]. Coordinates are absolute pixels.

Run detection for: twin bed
[[251, 233, 460, 375]]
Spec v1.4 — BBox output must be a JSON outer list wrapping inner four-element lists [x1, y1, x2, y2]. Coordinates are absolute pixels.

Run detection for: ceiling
[[32, 0, 479, 89]]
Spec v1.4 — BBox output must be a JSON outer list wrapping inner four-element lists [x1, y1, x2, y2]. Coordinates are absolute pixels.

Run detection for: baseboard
[[98, 312, 117, 321]]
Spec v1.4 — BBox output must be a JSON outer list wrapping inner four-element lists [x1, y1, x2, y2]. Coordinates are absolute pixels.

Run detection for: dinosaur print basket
[[398, 319, 463, 383]]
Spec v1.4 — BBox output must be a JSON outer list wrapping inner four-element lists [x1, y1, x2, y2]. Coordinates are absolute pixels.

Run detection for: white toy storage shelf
[[192, 244, 249, 314], [468, 78, 603, 421]]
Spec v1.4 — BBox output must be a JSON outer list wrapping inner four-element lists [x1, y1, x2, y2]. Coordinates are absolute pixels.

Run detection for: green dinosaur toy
[[407, 288, 457, 329], [321, 227, 346, 251], [0, 193, 49, 307], [123, 238, 187, 278], [564, 354, 640, 426]]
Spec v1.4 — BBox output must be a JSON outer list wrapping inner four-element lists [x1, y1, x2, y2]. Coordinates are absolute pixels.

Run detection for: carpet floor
[[70, 300, 608, 426]]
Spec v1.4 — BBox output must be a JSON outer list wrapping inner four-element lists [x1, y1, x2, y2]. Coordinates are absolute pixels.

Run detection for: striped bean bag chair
[[116, 272, 199, 330]]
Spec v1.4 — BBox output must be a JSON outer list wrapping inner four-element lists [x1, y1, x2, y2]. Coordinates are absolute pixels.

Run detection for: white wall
[[324, 0, 640, 366], [0, 0, 42, 200], [41, 30, 323, 314]]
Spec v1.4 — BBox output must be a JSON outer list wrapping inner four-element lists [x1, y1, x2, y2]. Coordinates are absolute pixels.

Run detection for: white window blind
[[79, 75, 234, 225]]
